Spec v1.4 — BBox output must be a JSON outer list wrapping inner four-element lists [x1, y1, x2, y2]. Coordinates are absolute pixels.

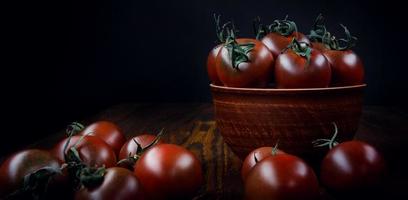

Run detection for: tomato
[[308, 16, 364, 86], [241, 147, 285, 182], [275, 39, 331, 88], [0, 149, 71, 199], [118, 134, 163, 161], [323, 49, 364, 86], [262, 32, 310, 58], [134, 144, 203, 200], [80, 121, 126, 155], [216, 38, 274, 88], [207, 44, 223, 85], [244, 154, 320, 200], [52, 135, 117, 168], [118, 134, 164, 169], [320, 141, 385, 193], [75, 167, 144, 200]]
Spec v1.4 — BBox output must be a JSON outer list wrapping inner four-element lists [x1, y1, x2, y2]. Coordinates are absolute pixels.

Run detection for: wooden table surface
[[27, 103, 408, 199]]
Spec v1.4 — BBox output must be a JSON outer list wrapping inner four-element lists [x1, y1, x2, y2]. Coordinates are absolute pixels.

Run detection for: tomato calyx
[[224, 27, 255, 69], [5, 166, 62, 200], [253, 16, 298, 39], [78, 166, 106, 189], [285, 38, 312, 66], [117, 129, 164, 168], [312, 122, 340, 149], [269, 15, 298, 36]]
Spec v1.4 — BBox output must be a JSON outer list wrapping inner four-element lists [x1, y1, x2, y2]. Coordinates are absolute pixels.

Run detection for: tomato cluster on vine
[[207, 14, 365, 88], [0, 121, 203, 200]]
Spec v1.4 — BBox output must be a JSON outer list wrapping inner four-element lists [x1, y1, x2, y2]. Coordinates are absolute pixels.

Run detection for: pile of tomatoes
[[0, 121, 203, 200], [207, 14, 365, 88], [241, 123, 386, 200]]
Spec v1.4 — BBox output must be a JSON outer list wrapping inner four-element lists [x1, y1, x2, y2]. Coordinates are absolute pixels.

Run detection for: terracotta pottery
[[210, 84, 365, 160]]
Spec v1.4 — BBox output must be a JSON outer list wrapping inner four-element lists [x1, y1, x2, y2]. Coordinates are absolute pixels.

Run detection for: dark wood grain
[[6, 103, 408, 199]]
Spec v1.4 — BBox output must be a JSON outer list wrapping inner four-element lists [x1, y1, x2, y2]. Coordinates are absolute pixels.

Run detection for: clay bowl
[[210, 84, 366, 160]]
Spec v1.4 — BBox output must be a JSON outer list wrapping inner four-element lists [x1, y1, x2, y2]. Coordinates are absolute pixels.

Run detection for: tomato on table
[[241, 146, 285, 182], [52, 135, 117, 168], [80, 121, 126, 155], [134, 144, 203, 200], [0, 149, 70, 199], [75, 167, 144, 200], [244, 154, 320, 200]]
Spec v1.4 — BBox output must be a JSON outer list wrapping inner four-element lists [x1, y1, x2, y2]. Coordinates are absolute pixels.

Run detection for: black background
[[2, 0, 406, 155]]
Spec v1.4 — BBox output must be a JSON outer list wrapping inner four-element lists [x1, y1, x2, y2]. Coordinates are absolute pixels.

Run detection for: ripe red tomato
[[0, 149, 70, 199], [80, 121, 126, 155], [320, 141, 385, 192], [309, 19, 364, 86], [75, 167, 144, 200], [262, 32, 310, 58], [216, 38, 274, 88], [52, 135, 117, 168], [323, 49, 364, 86], [275, 40, 331, 88], [241, 147, 285, 182], [207, 44, 223, 85], [118, 134, 163, 161], [244, 154, 320, 200], [134, 144, 203, 200]]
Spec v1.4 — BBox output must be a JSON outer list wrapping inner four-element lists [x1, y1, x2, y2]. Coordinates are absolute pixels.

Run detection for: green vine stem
[[253, 16, 268, 40], [327, 24, 357, 51], [308, 13, 328, 43], [312, 122, 340, 149], [213, 14, 231, 43], [271, 141, 279, 156], [253, 141, 280, 164], [65, 122, 84, 137], [117, 129, 165, 167]]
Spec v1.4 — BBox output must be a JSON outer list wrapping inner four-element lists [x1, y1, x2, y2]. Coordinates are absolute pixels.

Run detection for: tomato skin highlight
[[244, 154, 320, 200], [0, 149, 70, 199], [75, 167, 144, 200], [323, 50, 364, 86], [261, 32, 310, 58], [134, 144, 203, 200], [275, 48, 331, 88], [207, 44, 223, 85], [320, 141, 385, 192], [80, 121, 126, 155], [52, 135, 117, 168], [216, 38, 274, 88], [241, 147, 284, 182]]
